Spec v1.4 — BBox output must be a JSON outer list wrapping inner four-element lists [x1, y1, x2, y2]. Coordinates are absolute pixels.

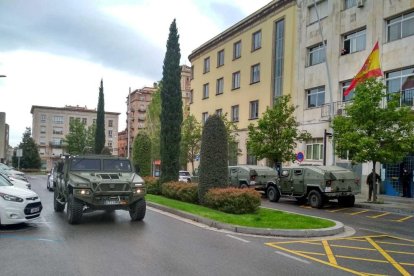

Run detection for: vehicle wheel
[[129, 199, 146, 221], [67, 194, 83, 224], [267, 186, 280, 202], [308, 190, 323, 209], [240, 183, 249, 189], [54, 188, 65, 212]]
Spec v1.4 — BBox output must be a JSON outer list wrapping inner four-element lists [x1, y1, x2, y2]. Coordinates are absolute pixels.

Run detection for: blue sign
[[296, 152, 304, 162]]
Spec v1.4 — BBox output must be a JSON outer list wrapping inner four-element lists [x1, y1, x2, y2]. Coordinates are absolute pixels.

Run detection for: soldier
[[400, 167, 411, 197], [366, 169, 380, 201]]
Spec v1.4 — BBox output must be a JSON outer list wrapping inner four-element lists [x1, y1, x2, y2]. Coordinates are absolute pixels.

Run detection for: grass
[[146, 194, 335, 229]]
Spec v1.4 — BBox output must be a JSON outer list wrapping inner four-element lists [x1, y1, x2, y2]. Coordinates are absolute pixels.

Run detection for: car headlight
[[0, 192, 24, 202]]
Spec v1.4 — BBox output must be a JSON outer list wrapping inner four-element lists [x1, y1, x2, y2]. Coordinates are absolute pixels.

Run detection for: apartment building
[[31, 105, 120, 170], [189, 0, 297, 166]]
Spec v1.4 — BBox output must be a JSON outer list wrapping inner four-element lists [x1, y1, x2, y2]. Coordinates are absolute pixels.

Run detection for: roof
[[30, 105, 120, 115]]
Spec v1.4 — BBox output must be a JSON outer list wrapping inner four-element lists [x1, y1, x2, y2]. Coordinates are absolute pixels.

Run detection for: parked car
[[0, 173, 31, 190], [0, 164, 29, 182], [47, 167, 55, 191], [0, 174, 42, 225], [179, 170, 192, 182]]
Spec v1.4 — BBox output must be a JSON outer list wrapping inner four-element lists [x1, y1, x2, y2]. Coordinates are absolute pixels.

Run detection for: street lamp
[[0, 75, 6, 78]]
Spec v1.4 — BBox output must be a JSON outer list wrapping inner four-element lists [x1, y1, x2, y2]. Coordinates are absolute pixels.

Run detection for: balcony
[[138, 114, 146, 121], [388, 89, 414, 108], [49, 141, 63, 148], [321, 101, 350, 119]]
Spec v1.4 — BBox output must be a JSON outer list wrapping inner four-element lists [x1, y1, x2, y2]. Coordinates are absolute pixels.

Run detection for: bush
[[144, 176, 161, 195], [162, 182, 198, 204], [204, 188, 261, 214]]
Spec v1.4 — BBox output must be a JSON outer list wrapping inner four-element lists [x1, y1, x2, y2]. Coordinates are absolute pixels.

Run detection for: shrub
[[132, 132, 152, 176], [162, 181, 198, 204], [144, 176, 161, 195], [204, 188, 261, 214]]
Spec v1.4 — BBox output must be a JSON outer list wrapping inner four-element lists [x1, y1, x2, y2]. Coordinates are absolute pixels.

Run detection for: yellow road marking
[[294, 250, 325, 256], [387, 250, 414, 255], [322, 240, 337, 265], [335, 255, 388, 263], [266, 242, 369, 276], [348, 210, 370, 216], [400, 262, 414, 266], [393, 215, 413, 222], [377, 241, 414, 247], [366, 237, 411, 276], [329, 208, 351, 213], [327, 244, 376, 251], [368, 212, 391, 219]]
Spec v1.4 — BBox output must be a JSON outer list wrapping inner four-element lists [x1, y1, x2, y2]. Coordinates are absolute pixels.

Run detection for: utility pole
[[127, 87, 131, 159]]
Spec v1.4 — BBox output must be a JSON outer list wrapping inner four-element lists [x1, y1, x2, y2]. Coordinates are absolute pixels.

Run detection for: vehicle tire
[[308, 190, 323, 209], [240, 183, 249, 189], [67, 194, 83, 224], [54, 188, 65, 212], [129, 199, 146, 221], [267, 186, 280, 202]]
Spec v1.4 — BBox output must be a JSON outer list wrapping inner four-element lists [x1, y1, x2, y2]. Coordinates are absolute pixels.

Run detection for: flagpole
[[313, 0, 335, 165]]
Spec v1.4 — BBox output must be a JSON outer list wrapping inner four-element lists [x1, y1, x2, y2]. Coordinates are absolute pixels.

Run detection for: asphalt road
[[1, 176, 413, 276]]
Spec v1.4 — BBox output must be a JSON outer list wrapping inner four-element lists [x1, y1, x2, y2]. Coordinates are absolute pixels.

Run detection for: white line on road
[[226, 234, 250, 243], [274, 251, 310, 264]]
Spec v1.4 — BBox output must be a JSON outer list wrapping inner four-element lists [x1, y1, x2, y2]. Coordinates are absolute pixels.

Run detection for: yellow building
[[188, 0, 297, 165]]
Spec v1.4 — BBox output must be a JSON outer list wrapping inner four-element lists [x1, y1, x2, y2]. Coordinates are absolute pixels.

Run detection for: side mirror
[[135, 165, 140, 174]]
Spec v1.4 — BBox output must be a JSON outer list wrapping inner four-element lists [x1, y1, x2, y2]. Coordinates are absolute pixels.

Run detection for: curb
[[354, 202, 414, 215], [148, 202, 345, 237]]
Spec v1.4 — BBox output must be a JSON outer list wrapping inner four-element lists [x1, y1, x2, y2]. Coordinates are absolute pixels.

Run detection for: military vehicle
[[53, 155, 146, 224], [228, 165, 279, 191], [270, 165, 360, 208]]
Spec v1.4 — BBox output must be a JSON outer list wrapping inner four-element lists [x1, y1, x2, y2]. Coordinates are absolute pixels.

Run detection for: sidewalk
[[354, 193, 414, 215]]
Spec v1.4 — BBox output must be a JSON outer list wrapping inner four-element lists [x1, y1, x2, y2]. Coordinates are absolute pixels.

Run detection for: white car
[[179, 170, 192, 183], [0, 175, 42, 225], [47, 168, 54, 191], [0, 173, 31, 190]]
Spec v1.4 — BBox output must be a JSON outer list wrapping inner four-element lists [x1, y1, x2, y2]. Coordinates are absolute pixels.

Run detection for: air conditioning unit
[[357, 0, 364, 8]]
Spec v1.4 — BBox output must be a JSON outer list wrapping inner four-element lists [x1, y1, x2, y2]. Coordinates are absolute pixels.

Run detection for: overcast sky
[[0, 0, 271, 147]]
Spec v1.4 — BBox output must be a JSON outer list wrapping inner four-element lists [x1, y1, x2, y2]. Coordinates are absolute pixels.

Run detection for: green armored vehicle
[[228, 165, 279, 192], [53, 155, 146, 224], [271, 165, 360, 208]]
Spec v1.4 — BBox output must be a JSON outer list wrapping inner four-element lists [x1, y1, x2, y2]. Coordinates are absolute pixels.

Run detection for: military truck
[[228, 165, 279, 192], [53, 155, 146, 224], [269, 165, 360, 208]]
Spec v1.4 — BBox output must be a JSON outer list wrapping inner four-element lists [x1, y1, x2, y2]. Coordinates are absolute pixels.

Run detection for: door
[[291, 169, 305, 195]]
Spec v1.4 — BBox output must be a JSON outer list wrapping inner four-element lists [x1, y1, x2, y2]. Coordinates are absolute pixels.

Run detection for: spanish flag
[[344, 41, 383, 96]]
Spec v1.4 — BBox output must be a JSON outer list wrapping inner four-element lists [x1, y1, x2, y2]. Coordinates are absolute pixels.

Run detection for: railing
[[321, 101, 350, 118], [389, 89, 414, 108]]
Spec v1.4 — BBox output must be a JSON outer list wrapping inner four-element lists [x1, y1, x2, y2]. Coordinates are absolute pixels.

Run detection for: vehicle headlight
[[0, 193, 24, 202], [133, 188, 144, 194], [75, 189, 91, 196]]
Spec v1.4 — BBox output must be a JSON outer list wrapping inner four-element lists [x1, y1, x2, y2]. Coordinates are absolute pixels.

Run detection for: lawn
[[146, 194, 335, 229]]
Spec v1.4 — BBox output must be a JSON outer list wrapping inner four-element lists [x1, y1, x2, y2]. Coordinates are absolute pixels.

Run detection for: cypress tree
[[160, 19, 182, 183], [198, 115, 228, 204], [95, 79, 106, 154]]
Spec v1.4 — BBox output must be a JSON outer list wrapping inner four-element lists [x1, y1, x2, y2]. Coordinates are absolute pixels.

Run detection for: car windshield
[[70, 158, 101, 171], [0, 173, 13, 186], [103, 159, 132, 172], [179, 171, 190, 176]]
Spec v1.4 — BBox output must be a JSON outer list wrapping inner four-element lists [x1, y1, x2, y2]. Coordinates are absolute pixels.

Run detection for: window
[[217, 49, 224, 67], [108, 130, 113, 138], [108, 120, 113, 127], [308, 43, 326, 66], [216, 78, 224, 95], [387, 11, 414, 42], [251, 64, 260, 84], [93, 119, 96, 125], [231, 105, 239, 122], [107, 142, 112, 148], [52, 138, 62, 146], [274, 19, 285, 99], [53, 115, 64, 124], [341, 81, 355, 101], [215, 109, 222, 116], [342, 29, 366, 55], [307, 86, 325, 108], [189, 90, 193, 104], [203, 57, 210, 73], [39, 136, 46, 145], [308, 0, 328, 24], [249, 100, 259, 119], [247, 148, 257, 165], [40, 126, 46, 134], [233, 40, 241, 59], [82, 118, 87, 124], [40, 114, 46, 123], [386, 67, 414, 107], [344, 0, 357, 9], [252, 30, 262, 51], [202, 83, 209, 99], [306, 139, 323, 160], [52, 127, 63, 135], [202, 112, 209, 125], [232, 71, 241, 90]]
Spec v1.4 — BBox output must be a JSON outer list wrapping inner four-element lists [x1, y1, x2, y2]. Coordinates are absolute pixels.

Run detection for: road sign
[[16, 149, 23, 157], [296, 152, 304, 162]]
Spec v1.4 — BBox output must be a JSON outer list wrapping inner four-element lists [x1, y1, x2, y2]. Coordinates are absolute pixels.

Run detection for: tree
[[64, 119, 95, 155], [198, 115, 228, 204], [132, 132, 152, 176], [332, 78, 414, 202], [147, 85, 162, 163], [95, 79, 106, 154], [181, 114, 202, 174], [12, 128, 41, 169], [160, 19, 182, 183], [220, 114, 241, 165], [247, 95, 311, 170]]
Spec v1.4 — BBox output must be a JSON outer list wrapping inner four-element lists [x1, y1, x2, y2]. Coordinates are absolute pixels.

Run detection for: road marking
[[322, 240, 337, 265], [348, 210, 369, 216], [274, 251, 311, 264], [329, 208, 351, 213], [226, 234, 250, 243], [366, 237, 411, 276], [0, 234, 62, 243], [367, 212, 390, 219], [393, 215, 413, 222], [377, 241, 414, 247], [335, 254, 388, 263]]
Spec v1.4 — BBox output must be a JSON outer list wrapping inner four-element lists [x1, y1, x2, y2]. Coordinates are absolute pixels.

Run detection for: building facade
[[31, 105, 120, 170]]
